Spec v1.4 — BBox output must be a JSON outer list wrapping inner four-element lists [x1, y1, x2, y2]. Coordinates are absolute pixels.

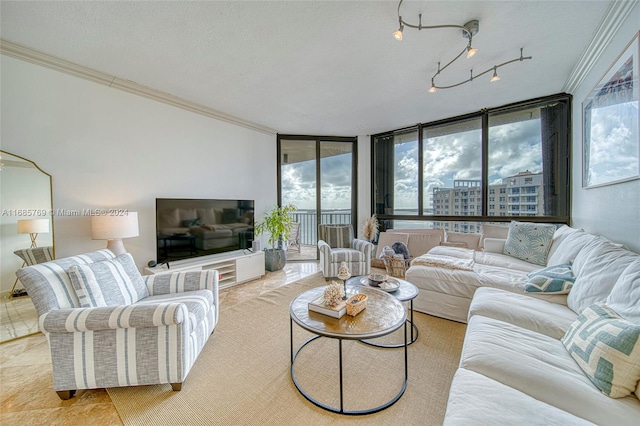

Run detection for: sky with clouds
[[586, 102, 639, 186], [281, 117, 545, 211]]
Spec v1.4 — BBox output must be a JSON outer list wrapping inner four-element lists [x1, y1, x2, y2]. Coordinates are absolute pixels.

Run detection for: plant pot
[[264, 248, 286, 272]]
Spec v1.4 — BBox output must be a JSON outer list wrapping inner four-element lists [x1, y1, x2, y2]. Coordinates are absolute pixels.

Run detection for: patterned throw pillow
[[503, 221, 556, 266], [321, 225, 353, 249], [525, 262, 575, 294], [68, 253, 148, 307], [561, 303, 640, 398]]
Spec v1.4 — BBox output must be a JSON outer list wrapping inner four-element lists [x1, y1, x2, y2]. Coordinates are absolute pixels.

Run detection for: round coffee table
[[289, 285, 408, 415], [351, 276, 419, 348]]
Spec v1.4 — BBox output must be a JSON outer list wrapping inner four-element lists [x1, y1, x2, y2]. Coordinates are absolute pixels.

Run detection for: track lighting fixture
[[393, 0, 532, 91]]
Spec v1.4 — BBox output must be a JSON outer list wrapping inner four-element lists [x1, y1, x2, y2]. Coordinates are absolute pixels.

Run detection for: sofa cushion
[[68, 253, 148, 307], [445, 232, 481, 250], [567, 237, 638, 314], [503, 221, 556, 266], [479, 224, 509, 249], [319, 225, 353, 249], [15, 249, 117, 314], [444, 368, 593, 426], [461, 315, 640, 425], [562, 302, 640, 398], [469, 287, 577, 339], [329, 248, 365, 263], [474, 250, 541, 273], [606, 260, 640, 325], [525, 262, 575, 294], [406, 233, 441, 257], [547, 228, 598, 266]]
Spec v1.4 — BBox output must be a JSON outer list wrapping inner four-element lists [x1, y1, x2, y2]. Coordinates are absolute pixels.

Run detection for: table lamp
[[91, 212, 139, 256], [17, 218, 50, 248]]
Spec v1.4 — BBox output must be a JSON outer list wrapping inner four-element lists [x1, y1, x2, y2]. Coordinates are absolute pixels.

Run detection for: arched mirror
[[0, 150, 54, 342]]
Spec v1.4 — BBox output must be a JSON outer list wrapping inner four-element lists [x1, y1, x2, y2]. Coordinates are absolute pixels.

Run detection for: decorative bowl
[[367, 273, 388, 287]]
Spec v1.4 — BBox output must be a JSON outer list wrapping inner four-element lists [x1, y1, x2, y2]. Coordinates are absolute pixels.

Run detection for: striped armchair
[[318, 224, 374, 278], [16, 249, 218, 400]]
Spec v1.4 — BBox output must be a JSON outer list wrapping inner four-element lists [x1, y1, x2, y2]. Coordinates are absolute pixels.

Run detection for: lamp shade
[[17, 219, 50, 234], [91, 212, 139, 240]]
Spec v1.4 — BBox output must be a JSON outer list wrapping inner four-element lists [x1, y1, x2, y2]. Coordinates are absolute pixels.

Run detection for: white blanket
[[412, 253, 475, 271]]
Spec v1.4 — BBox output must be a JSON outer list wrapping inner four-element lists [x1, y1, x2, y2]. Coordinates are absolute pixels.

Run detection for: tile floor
[[0, 261, 319, 425]]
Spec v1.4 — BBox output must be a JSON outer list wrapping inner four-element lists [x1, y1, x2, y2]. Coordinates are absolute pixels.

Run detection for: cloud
[[587, 102, 639, 185], [282, 153, 354, 210]]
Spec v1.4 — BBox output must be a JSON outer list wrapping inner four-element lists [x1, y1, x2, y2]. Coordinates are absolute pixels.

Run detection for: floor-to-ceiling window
[[278, 135, 357, 260], [372, 93, 571, 232]]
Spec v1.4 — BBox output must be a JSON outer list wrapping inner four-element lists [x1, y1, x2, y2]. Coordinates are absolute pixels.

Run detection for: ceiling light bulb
[[490, 67, 500, 82], [428, 84, 437, 93], [467, 46, 478, 58], [393, 27, 403, 41]]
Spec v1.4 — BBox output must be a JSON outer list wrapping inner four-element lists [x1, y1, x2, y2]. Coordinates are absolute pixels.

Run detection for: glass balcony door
[[278, 136, 357, 261]]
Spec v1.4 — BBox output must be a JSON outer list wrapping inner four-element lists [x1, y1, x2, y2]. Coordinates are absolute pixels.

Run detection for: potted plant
[[255, 203, 297, 271]]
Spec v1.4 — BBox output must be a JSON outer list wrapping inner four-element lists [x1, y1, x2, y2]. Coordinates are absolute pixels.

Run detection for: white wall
[[571, 6, 640, 253], [0, 56, 277, 270]]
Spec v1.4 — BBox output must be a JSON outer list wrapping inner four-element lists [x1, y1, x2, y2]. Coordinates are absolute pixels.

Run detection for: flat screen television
[[156, 198, 254, 263]]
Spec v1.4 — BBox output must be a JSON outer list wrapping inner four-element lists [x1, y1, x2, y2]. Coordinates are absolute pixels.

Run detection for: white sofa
[[444, 261, 640, 424], [405, 224, 604, 323], [404, 224, 640, 424]]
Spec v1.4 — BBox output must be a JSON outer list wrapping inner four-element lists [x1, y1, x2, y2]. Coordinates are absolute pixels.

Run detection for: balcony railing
[[290, 210, 352, 245]]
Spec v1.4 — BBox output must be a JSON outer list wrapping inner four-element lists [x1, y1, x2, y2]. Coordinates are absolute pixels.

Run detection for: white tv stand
[[143, 250, 265, 289]]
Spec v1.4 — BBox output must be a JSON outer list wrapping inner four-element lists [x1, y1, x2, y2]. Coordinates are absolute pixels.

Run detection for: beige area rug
[[107, 273, 466, 425]]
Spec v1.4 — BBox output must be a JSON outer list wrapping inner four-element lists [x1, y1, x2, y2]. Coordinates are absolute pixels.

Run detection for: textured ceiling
[[0, 1, 612, 136]]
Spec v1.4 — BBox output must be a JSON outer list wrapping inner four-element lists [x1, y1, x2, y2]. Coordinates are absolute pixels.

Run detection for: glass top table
[[289, 285, 408, 415]]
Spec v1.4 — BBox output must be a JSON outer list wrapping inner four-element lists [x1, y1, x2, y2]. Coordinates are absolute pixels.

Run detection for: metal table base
[[290, 319, 408, 415]]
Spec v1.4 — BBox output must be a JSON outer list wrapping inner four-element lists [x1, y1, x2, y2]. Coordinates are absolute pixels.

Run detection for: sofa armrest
[[40, 303, 189, 333], [483, 238, 506, 253], [144, 270, 218, 296]]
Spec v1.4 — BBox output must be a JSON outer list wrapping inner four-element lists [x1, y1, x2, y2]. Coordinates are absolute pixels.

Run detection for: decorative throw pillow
[[321, 225, 353, 249], [68, 253, 148, 308], [606, 260, 640, 324], [391, 242, 411, 259], [379, 246, 395, 258], [479, 224, 509, 248], [561, 303, 640, 398], [525, 262, 575, 294], [503, 221, 556, 266], [567, 237, 637, 315]]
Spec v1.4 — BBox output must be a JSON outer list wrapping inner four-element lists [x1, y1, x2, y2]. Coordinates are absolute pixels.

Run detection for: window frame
[[370, 93, 572, 226]]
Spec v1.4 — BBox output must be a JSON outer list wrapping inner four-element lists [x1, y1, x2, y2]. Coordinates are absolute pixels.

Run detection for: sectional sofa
[[402, 223, 640, 424]]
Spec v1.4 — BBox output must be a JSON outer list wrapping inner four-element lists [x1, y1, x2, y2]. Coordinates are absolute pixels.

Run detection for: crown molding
[[0, 39, 277, 135], [563, 0, 638, 94]]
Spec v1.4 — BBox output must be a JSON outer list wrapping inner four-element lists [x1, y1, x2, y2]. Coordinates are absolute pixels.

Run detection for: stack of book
[[308, 296, 347, 318]]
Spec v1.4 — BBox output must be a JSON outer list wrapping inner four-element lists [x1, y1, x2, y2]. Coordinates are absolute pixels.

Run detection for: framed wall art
[[583, 31, 639, 188]]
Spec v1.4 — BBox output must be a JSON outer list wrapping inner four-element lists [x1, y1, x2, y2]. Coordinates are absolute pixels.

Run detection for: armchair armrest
[[483, 238, 506, 253], [144, 270, 218, 296], [40, 303, 188, 333], [318, 240, 332, 254], [352, 238, 375, 260]]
